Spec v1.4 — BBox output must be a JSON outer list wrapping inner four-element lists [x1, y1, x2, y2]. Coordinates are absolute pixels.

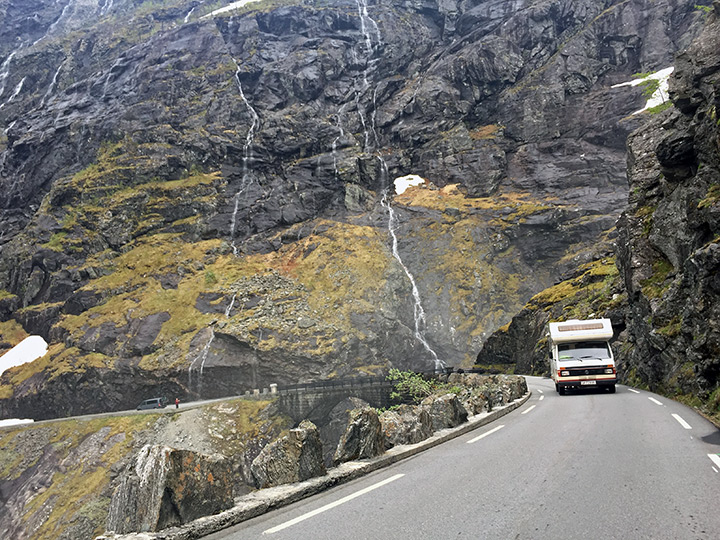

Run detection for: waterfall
[[332, 104, 348, 179], [347, 1, 443, 370], [0, 77, 26, 111], [380, 166, 444, 372], [40, 59, 66, 108], [188, 328, 215, 395], [33, 0, 73, 46], [0, 52, 16, 99], [229, 60, 260, 256]]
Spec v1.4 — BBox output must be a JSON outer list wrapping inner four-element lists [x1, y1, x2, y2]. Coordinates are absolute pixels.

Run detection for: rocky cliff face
[[477, 2, 720, 423], [0, 0, 706, 419], [615, 2, 720, 415]]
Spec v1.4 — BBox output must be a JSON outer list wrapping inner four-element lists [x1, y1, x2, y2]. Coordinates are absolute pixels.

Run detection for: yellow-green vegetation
[[0, 319, 28, 345], [657, 315, 682, 337], [698, 183, 720, 209], [640, 258, 674, 299], [527, 258, 621, 316], [394, 184, 552, 220]]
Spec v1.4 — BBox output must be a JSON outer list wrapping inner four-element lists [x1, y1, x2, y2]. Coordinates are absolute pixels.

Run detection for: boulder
[[380, 404, 433, 449], [250, 420, 326, 488], [421, 393, 468, 431], [319, 397, 371, 467], [106, 445, 233, 534], [333, 407, 384, 465]]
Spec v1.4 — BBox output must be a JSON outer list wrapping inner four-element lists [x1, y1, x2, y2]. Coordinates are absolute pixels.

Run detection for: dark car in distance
[[136, 397, 168, 410]]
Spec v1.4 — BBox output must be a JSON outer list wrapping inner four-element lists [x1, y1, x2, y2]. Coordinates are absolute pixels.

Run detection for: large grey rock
[[380, 404, 433, 449], [319, 397, 371, 467], [250, 420, 326, 488], [421, 393, 468, 431], [333, 407, 384, 465], [106, 445, 233, 534]]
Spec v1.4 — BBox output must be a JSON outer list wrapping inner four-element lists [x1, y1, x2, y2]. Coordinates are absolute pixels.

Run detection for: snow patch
[[0, 419, 34, 427], [0, 335, 49, 377], [201, 0, 262, 19], [612, 67, 674, 114], [394, 174, 426, 195]]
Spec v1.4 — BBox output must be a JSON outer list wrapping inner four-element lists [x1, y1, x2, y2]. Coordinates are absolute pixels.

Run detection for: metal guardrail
[[277, 376, 391, 394]]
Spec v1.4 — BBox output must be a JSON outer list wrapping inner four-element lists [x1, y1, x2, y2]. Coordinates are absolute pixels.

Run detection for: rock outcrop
[[421, 393, 469, 431], [319, 396, 371, 467], [614, 2, 720, 411], [380, 404, 433, 449], [106, 445, 233, 534], [250, 420, 326, 488], [334, 407, 384, 464]]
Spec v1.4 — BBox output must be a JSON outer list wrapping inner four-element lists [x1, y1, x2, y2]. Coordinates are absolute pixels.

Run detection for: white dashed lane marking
[[467, 424, 505, 444], [648, 397, 663, 406], [263, 474, 405, 534], [671, 414, 692, 430]]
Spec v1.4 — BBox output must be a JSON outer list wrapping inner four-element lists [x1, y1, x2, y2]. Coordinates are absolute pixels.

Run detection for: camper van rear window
[[558, 323, 604, 332]]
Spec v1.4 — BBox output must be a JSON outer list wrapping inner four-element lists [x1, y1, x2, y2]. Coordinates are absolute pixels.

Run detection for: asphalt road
[[206, 376, 720, 540]]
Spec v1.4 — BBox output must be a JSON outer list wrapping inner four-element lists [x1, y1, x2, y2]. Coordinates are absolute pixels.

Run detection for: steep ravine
[[0, 0, 708, 419]]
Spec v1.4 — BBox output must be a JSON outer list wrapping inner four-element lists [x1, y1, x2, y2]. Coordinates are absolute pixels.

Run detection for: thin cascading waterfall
[[33, 0, 73, 46], [380, 164, 444, 372], [355, 0, 382, 57], [39, 59, 66, 108], [332, 104, 348, 179], [188, 328, 214, 395], [0, 52, 17, 99], [0, 77, 26, 111], [100, 0, 115, 16], [188, 291, 238, 396], [229, 60, 260, 256]]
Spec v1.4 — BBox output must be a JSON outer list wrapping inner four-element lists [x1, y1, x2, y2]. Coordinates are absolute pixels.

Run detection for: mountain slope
[[0, 0, 706, 419]]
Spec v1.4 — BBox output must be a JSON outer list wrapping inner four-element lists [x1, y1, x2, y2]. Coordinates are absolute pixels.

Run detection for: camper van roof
[[548, 318, 613, 343]]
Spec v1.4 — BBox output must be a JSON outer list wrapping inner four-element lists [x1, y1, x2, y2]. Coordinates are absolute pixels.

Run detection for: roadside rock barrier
[[250, 420, 326, 488], [106, 445, 233, 534]]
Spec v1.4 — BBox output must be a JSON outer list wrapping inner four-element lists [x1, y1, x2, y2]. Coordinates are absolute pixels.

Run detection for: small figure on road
[[175, 397, 179, 409]]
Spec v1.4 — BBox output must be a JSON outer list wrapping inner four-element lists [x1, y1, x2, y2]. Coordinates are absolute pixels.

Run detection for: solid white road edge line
[[671, 413, 692, 429], [628, 389, 641, 394], [521, 405, 536, 415], [648, 397, 663, 405], [708, 454, 720, 471], [262, 474, 405, 534], [467, 424, 505, 444]]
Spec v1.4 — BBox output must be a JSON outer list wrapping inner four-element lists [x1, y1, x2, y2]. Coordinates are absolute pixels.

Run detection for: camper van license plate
[[580, 381, 597, 385]]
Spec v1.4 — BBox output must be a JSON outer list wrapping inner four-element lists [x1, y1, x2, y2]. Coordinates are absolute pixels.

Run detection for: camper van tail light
[[604, 368, 614, 374], [560, 370, 570, 377]]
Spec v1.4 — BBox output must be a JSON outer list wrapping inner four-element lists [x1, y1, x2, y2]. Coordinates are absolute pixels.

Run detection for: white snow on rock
[[0, 335, 48, 377], [612, 67, 674, 115], [201, 0, 262, 19], [0, 418, 34, 427], [394, 174, 426, 195]]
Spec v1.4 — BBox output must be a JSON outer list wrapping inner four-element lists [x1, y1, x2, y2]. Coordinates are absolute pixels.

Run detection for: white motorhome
[[548, 318, 617, 394]]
